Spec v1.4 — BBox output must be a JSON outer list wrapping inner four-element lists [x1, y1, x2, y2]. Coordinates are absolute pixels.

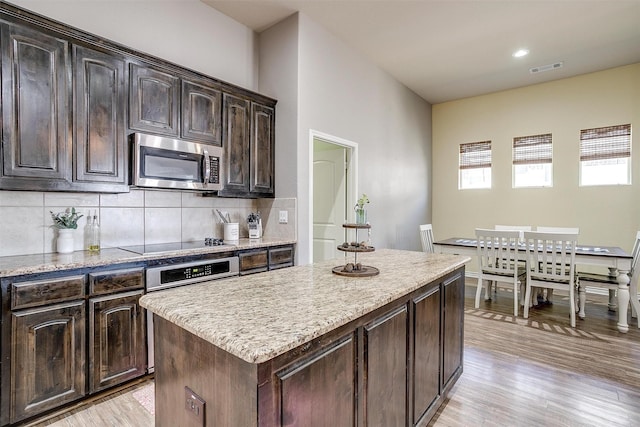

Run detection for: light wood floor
[[25, 281, 640, 427]]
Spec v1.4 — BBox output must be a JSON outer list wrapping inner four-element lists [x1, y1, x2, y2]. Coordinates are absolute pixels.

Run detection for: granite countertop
[[140, 249, 470, 364], [0, 237, 296, 277]]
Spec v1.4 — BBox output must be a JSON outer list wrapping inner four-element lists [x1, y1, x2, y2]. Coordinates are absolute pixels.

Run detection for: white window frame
[[459, 141, 491, 190], [579, 124, 631, 186], [512, 133, 553, 188]]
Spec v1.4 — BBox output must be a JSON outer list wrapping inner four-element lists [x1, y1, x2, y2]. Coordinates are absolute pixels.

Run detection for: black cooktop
[[119, 238, 230, 255]]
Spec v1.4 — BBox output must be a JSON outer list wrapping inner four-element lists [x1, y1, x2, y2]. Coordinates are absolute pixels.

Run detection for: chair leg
[[475, 276, 483, 309], [608, 289, 617, 312], [523, 283, 532, 319], [629, 289, 640, 327], [513, 279, 519, 317], [569, 289, 576, 328]]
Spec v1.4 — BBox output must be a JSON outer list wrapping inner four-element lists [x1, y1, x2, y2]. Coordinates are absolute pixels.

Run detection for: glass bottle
[[88, 211, 100, 252]]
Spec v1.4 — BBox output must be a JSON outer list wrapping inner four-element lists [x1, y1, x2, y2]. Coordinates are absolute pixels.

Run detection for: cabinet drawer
[[89, 267, 144, 295], [269, 246, 293, 269], [239, 250, 268, 274], [11, 275, 85, 310]]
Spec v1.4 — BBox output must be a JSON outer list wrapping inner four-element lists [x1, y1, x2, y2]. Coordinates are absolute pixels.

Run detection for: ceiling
[[203, 0, 640, 104]]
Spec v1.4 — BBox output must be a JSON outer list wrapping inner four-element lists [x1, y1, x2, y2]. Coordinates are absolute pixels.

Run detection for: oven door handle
[[203, 149, 211, 186]]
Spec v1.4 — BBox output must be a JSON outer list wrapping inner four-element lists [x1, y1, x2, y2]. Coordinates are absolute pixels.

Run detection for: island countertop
[[140, 248, 470, 364]]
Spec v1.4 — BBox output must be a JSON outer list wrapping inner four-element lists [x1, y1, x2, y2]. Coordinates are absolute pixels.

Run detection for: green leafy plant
[[356, 193, 370, 209], [50, 207, 83, 229]]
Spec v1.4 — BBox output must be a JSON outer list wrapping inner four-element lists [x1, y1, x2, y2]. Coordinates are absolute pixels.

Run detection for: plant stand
[[332, 223, 379, 277]]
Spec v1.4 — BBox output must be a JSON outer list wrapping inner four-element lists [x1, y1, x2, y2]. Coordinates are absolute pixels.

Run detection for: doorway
[[311, 131, 358, 263]]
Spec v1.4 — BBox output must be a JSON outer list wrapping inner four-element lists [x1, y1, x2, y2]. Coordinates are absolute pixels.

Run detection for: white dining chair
[[523, 231, 578, 327], [576, 231, 640, 326], [485, 225, 532, 298], [419, 224, 434, 253], [495, 224, 532, 241], [533, 226, 579, 306], [475, 228, 525, 316]]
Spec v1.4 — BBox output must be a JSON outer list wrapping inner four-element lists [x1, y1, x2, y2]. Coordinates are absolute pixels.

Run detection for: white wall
[[432, 63, 640, 252], [9, 0, 258, 90], [293, 13, 433, 264]]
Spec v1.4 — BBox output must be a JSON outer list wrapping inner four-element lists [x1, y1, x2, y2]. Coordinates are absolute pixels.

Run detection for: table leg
[[578, 283, 586, 319], [617, 270, 631, 333]]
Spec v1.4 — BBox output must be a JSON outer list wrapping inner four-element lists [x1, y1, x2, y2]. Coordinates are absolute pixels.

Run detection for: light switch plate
[[279, 210, 288, 224]]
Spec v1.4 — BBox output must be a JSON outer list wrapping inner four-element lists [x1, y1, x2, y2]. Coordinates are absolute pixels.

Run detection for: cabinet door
[[276, 334, 356, 426], [89, 290, 146, 393], [129, 63, 179, 136], [181, 79, 222, 145], [0, 22, 70, 186], [239, 249, 268, 275], [73, 45, 127, 187], [362, 305, 408, 427], [10, 301, 86, 424], [442, 273, 464, 388], [412, 286, 441, 425], [221, 93, 251, 194], [250, 102, 275, 196]]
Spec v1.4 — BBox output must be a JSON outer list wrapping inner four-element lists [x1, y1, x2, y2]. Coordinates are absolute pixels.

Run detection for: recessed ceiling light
[[513, 49, 529, 58]]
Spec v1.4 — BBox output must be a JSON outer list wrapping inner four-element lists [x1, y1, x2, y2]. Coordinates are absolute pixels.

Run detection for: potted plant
[[354, 193, 369, 224], [50, 207, 83, 253]]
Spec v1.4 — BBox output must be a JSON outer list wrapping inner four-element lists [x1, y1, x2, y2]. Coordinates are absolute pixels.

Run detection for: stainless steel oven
[[132, 132, 223, 191], [145, 256, 239, 372]]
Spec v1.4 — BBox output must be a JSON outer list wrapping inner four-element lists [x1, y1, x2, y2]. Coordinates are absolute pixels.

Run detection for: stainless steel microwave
[[132, 133, 223, 191]]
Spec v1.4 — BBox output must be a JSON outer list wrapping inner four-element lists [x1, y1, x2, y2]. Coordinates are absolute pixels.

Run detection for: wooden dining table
[[434, 237, 635, 333]]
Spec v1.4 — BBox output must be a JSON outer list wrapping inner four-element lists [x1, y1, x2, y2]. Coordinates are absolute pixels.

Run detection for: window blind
[[513, 133, 552, 165], [580, 124, 631, 161], [459, 141, 491, 170]]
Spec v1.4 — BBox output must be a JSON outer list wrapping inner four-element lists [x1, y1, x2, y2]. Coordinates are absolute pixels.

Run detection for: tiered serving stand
[[332, 223, 379, 277]]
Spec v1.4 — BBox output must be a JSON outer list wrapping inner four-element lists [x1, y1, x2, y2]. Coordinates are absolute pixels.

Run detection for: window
[[512, 133, 552, 188], [580, 124, 631, 186], [459, 141, 491, 189]]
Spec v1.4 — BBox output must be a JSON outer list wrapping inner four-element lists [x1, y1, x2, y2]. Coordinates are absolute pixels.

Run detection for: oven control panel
[[146, 256, 240, 291]]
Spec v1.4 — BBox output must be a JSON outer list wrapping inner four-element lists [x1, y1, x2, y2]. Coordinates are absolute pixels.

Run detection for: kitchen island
[[140, 249, 469, 427]]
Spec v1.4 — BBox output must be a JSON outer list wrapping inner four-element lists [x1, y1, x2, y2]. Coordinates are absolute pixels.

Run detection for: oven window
[[141, 146, 202, 181]]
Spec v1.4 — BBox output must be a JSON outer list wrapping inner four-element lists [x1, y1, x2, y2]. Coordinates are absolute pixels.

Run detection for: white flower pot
[[57, 229, 74, 254]]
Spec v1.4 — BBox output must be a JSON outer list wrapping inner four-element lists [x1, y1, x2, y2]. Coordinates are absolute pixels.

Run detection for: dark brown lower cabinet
[[277, 334, 356, 426], [412, 286, 441, 425], [363, 306, 408, 427], [1, 266, 147, 426], [153, 267, 465, 427], [89, 290, 146, 393], [10, 301, 86, 424]]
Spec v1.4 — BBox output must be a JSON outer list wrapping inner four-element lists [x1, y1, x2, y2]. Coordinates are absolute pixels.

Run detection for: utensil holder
[[224, 223, 239, 241]]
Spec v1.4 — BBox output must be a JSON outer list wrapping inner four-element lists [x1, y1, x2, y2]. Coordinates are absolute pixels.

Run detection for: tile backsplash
[[0, 189, 296, 257]]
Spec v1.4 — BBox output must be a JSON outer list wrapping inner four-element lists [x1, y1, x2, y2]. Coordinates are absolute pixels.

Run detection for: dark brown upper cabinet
[[129, 63, 179, 137], [250, 102, 275, 196], [220, 93, 251, 195], [181, 79, 222, 145], [73, 45, 128, 191], [219, 94, 276, 198], [0, 21, 71, 190]]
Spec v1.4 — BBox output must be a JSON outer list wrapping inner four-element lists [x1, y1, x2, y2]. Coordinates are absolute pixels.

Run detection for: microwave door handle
[[203, 149, 211, 186]]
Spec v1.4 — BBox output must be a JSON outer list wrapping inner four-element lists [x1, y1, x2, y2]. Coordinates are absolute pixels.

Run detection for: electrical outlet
[[279, 210, 288, 224], [185, 386, 205, 426]]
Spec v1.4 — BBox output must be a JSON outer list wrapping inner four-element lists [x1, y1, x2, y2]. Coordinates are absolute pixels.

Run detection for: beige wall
[[432, 63, 640, 252]]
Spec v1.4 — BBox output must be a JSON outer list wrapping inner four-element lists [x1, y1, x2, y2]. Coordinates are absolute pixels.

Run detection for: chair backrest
[[523, 231, 578, 283], [536, 226, 580, 234], [419, 224, 434, 253], [630, 231, 640, 285], [495, 225, 532, 241], [475, 228, 521, 276]]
